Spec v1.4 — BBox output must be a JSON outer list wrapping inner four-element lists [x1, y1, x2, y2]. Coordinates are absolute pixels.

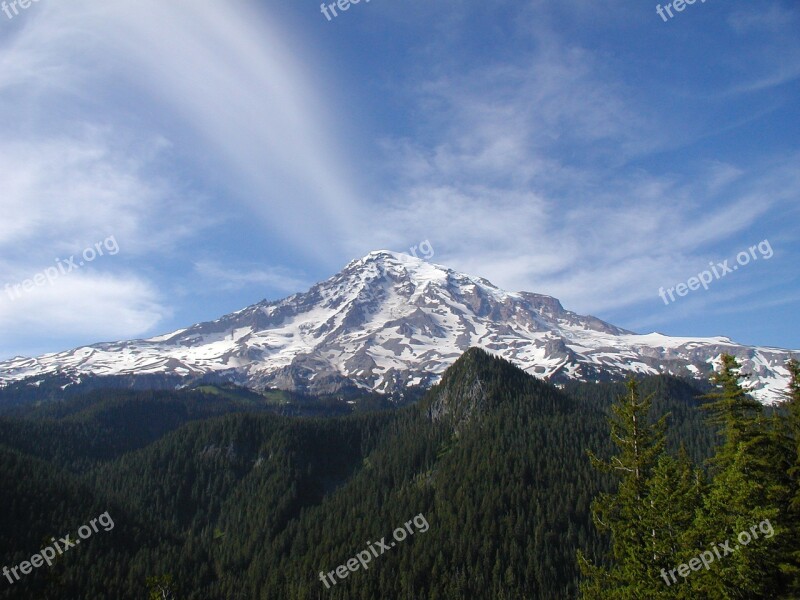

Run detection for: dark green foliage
[[0, 350, 727, 598], [701, 354, 764, 472], [687, 356, 784, 598], [580, 354, 800, 599], [578, 380, 675, 598], [777, 358, 800, 594]]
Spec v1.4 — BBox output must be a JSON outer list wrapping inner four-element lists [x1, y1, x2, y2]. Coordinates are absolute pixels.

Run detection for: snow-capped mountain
[[0, 251, 796, 402]]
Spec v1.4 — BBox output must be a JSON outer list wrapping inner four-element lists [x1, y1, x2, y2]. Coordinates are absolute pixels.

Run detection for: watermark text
[[319, 513, 429, 589], [658, 239, 773, 306], [4, 235, 120, 302], [2, 511, 115, 585], [660, 518, 773, 586]]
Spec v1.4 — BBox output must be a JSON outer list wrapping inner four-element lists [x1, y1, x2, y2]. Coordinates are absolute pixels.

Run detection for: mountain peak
[[345, 249, 448, 279], [426, 348, 571, 431], [426, 347, 507, 429], [0, 254, 797, 403], [363, 249, 413, 261]]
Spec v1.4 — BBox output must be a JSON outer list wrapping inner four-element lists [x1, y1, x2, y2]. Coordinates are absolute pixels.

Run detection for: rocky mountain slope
[[0, 251, 796, 402]]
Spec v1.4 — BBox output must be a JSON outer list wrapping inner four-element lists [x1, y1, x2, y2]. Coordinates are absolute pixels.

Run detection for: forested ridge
[[0, 348, 792, 599]]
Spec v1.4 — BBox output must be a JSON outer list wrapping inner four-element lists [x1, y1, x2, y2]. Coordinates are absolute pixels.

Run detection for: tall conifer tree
[[578, 379, 671, 598], [779, 358, 800, 596], [690, 354, 781, 598]]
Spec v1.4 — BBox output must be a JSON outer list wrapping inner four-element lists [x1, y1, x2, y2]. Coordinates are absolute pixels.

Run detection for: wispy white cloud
[[355, 23, 800, 326], [0, 130, 204, 255], [722, 3, 800, 95], [0, 0, 796, 359], [0, 273, 168, 347], [0, 130, 189, 347], [34, 0, 364, 259], [0, 0, 363, 356], [728, 3, 799, 34], [194, 261, 309, 294]]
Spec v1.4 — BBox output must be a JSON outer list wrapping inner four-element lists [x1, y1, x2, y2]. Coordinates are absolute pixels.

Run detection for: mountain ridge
[[0, 250, 796, 403]]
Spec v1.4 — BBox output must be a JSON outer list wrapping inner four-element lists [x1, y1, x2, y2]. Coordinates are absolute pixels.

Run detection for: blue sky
[[0, 0, 798, 360]]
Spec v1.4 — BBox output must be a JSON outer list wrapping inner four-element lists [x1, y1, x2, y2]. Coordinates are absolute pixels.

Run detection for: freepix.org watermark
[[320, 0, 371, 22], [2, 511, 115, 586], [1, 0, 40, 21], [4, 235, 120, 302], [660, 518, 774, 586], [658, 239, 773, 306], [656, 0, 708, 23], [318, 513, 429, 589]]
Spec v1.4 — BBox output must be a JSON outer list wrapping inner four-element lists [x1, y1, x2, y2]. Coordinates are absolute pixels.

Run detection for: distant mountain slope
[[0, 251, 796, 402]]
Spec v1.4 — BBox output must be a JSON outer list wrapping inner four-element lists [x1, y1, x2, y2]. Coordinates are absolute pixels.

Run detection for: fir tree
[[701, 354, 762, 472], [779, 358, 800, 596], [640, 449, 704, 599], [690, 354, 782, 598], [578, 379, 669, 598]]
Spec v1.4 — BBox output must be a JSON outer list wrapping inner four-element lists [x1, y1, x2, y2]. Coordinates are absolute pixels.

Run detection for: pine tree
[[779, 358, 800, 596], [701, 354, 762, 472], [578, 379, 670, 598], [785, 359, 800, 462], [641, 448, 704, 599], [689, 354, 782, 598], [646, 447, 703, 556]]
